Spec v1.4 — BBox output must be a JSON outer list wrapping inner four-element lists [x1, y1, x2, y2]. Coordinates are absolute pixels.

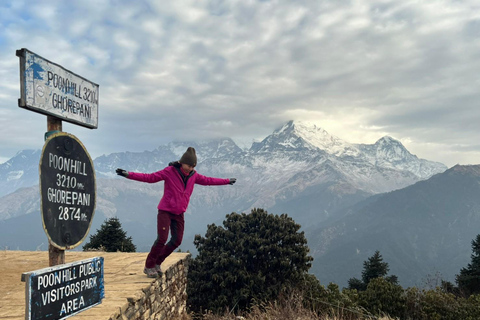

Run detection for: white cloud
[[0, 0, 479, 167]]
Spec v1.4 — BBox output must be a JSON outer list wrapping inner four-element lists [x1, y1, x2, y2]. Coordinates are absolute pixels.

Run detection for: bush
[[359, 277, 406, 319], [187, 209, 313, 314], [404, 287, 480, 320], [296, 273, 329, 312]]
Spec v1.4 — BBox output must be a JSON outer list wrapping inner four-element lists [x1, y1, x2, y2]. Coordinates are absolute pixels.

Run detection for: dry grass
[[187, 294, 396, 320], [193, 312, 395, 320], [192, 308, 395, 320]]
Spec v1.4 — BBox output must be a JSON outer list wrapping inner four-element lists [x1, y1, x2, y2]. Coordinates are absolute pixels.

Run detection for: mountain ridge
[[0, 120, 448, 233], [308, 164, 480, 288], [0, 149, 41, 198], [0, 120, 446, 200], [0, 120, 457, 287]]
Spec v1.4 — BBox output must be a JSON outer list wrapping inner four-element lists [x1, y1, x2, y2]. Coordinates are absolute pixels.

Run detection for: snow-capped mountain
[[0, 121, 447, 238], [245, 120, 446, 196], [251, 120, 347, 153], [94, 139, 244, 178], [0, 120, 454, 286], [359, 136, 446, 178], [0, 150, 41, 198], [0, 120, 447, 216], [252, 120, 445, 180]]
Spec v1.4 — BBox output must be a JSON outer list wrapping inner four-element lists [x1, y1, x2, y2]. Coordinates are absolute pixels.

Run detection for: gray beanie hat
[[179, 147, 197, 166]]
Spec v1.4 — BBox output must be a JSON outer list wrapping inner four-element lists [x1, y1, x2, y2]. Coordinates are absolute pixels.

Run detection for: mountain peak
[[167, 138, 243, 159], [373, 136, 413, 160], [251, 120, 348, 153], [376, 135, 396, 143], [278, 120, 327, 136]]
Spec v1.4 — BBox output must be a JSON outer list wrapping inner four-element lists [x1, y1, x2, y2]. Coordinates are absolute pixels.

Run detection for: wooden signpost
[[17, 48, 101, 319], [16, 48, 99, 129]]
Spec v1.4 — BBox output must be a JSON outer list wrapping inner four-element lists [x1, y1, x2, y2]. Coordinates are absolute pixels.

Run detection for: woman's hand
[[116, 168, 129, 177]]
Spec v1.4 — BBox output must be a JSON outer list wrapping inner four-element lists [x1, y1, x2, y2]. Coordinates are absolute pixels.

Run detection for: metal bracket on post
[[44, 130, 61, 141]]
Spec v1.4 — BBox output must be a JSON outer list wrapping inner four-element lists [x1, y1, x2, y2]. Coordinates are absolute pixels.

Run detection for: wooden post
[[49, 244, 65, 266], [47, 116, 64, 266], [47, 115, 62, 132]]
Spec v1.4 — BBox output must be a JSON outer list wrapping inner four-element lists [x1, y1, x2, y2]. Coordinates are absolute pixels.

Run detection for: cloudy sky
[[1, 0, 479, 167]]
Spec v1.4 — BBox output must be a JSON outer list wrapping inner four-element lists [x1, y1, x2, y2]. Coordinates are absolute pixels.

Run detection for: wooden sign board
[[22, 257, 104, 320], [17, 48, 99, 129], [40, 132, 96, 250]]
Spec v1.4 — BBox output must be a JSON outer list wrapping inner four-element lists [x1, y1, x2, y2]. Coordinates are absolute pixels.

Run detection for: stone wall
[[110, 254, 191, 320]]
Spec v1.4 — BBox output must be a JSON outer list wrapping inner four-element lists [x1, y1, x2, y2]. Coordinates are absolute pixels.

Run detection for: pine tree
[[187, 208, 313, 313], [348, 250, 398, 291], [83, 217, 136, 252], [456, 234, 480, 296], [362, 250, 389, 284]]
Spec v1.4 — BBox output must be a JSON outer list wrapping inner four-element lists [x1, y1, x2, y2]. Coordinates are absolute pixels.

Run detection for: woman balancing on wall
[[116, 147, 236, 278]]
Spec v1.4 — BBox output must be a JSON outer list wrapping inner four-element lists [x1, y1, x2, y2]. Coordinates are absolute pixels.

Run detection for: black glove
[[229, 178, 236, 185], [116, 168, 128, 177]]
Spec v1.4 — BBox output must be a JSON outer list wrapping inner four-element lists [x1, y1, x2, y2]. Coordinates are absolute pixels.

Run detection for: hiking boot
[[144, 267, 158, 278], [155, 265, 163, 276]]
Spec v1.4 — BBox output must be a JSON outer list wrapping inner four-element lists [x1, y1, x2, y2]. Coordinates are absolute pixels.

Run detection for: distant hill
[[308, 165, 480, 288]]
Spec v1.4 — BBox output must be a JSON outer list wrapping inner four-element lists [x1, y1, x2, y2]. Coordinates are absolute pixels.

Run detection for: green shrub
[[187, 209, 313, 314], [359, 277, 406, 319], [404, 287, 480, 320]]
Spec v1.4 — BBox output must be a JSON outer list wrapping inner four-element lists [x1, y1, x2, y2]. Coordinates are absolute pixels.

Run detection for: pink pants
[[145, 210, 185, 268]]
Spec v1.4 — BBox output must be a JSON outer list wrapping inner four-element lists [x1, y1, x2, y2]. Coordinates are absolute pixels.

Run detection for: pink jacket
[[127, 165, 230, 214]]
